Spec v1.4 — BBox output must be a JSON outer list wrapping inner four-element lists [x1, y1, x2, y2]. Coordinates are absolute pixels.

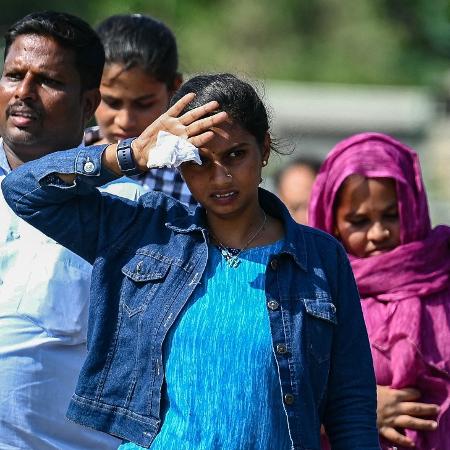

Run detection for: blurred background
[[1, 0, 449, 223]]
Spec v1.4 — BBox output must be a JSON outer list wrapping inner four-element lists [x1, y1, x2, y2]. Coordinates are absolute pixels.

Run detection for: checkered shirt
[[83, 126, 197, 209]]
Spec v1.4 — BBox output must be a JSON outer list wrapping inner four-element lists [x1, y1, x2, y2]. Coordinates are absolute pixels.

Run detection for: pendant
[[217, 245, 241, 268], [227, 255, 240, 268]]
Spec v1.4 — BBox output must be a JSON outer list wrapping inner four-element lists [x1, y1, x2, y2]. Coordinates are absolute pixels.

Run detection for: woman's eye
[[102, 98, 121, 109], [385, 213, 399, 221], [348, 218, 369, 226], [228, 150, 245, 159], [136, 102, 155, 110]]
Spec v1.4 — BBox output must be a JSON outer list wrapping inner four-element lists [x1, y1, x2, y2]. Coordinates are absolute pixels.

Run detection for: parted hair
[[171, 73, 270, 148], [96, 14, 179, 89]]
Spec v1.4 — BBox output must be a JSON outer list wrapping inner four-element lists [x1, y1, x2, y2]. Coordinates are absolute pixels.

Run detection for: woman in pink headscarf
[[309, 132, 450, 450]]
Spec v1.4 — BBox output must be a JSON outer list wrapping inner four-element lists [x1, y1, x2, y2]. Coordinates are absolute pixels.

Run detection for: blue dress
[[120, 240, 292, 450]]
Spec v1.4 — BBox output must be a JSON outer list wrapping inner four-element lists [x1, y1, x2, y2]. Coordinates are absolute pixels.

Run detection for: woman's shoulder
[[293, 222, 346, 254], [288, 222, 350, 271]]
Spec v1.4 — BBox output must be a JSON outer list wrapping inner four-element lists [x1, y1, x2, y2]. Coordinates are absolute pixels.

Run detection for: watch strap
[[116, 138, 140, 175]]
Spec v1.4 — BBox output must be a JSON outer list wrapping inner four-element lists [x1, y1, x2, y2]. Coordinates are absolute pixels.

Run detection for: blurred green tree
[[0, 0, 448, 85]]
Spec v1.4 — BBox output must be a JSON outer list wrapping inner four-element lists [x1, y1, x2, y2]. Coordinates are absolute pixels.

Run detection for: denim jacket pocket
[[303, 298, 337, 364], [121, 254, 171, 316]]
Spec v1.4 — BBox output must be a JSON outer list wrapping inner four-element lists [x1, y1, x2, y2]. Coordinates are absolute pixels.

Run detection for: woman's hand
[[99, 93, 228, 177], [131, 93, 228, 171], [377, 385, 439, 448]]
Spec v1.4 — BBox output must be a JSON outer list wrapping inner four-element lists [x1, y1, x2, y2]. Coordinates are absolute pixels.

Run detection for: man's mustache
[[6, 101, 42, 120]]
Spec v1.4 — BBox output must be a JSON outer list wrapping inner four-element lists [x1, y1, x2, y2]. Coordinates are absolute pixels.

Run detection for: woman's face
[[335, 175, 401, 257], [95, 63, 179, 143], [179, 121, 269, 220]]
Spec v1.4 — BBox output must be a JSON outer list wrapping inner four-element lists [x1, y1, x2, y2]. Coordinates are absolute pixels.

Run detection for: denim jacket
[[1, 145, 379, 450]]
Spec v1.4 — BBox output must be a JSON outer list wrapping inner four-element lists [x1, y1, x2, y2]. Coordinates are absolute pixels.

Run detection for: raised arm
[[59, 94, 227, 184], [1, 94, 227, 264]]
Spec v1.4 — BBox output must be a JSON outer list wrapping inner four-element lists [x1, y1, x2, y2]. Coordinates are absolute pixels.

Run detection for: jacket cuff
[[36, 144, 118, 188]]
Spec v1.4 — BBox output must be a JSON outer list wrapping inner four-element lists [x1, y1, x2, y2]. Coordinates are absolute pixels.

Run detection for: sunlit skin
[[278, 164, 317, 225], [179, 121, 283, 248], [94, 63, 181, 143], [335, 175, 401, 258], [0, 34, 98, 168]]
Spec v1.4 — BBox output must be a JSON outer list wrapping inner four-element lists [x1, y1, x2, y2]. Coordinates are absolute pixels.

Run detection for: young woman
[[84, 13, 195, 207], [2, 74, 379, 449], [309, 132, 450, 450]]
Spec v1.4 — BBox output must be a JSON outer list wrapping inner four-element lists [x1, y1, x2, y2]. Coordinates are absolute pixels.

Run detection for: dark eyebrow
[[134, 94, 157, 101], [226, 142, 250, 151], [344, 211, 366, 219]]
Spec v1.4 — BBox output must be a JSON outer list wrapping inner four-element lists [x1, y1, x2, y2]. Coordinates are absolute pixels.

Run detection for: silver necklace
[[211, 212, 267, 268]]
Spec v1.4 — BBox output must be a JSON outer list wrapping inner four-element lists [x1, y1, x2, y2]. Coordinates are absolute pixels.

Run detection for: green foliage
[[1, 0, 448, 85]]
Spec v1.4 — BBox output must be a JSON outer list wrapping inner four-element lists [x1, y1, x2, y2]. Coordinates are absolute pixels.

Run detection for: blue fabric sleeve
[[1, 145, 142, 265], [323, 245, 380, 449]]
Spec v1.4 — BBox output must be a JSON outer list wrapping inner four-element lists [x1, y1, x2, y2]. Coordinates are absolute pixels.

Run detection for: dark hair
[[171, 73, 270, 148], [96, 14, 179, 89], [274, 156, 322, 188], [4, 11, 104, 92]]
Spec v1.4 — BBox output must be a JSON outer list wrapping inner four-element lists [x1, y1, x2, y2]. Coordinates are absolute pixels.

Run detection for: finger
[[395, 388, 421, 401], [185, 111, 228, 137], [188, 130, 215, 148], [392, 414, 438, 431], [166, 93, 196, 117], [179, 101, 221, 125], [379, 426, 415, 448], [398, 401, 440, 417]]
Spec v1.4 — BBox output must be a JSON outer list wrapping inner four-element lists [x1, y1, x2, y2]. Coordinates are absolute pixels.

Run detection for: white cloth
[[0, 141, 145, 449], [147, 131, 201, 168]]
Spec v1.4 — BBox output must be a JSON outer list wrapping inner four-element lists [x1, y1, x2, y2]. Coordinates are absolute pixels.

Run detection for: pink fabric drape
[[309, 132, 450, 450]]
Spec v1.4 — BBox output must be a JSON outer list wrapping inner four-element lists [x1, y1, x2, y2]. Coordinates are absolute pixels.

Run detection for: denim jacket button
[[83, 161, 95, 173], [284, 393, 295, 405], [267, 300, 279, 311], [276, 343, 288, 354], [270, 259, 278, 270]]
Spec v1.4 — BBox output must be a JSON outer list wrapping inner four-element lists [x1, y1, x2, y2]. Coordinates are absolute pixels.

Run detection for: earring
[[262, 160, 268, 167]]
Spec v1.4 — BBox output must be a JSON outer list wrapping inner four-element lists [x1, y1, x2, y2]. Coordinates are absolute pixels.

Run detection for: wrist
[[116, 138, 142, 176]]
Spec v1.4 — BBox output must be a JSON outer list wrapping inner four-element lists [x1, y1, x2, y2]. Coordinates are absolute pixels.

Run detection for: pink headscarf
[[309, 132, 450, 450]]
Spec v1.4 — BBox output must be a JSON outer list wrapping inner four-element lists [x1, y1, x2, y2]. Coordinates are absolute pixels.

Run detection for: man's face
[[278, 164, 317, 225], [0, 34, 98, 162]]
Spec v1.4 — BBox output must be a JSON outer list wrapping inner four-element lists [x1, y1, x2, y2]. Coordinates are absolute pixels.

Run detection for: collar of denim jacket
[[165, 204, 207, 234], [259, 188, 307, 271], [165, 188, 308, 271]]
